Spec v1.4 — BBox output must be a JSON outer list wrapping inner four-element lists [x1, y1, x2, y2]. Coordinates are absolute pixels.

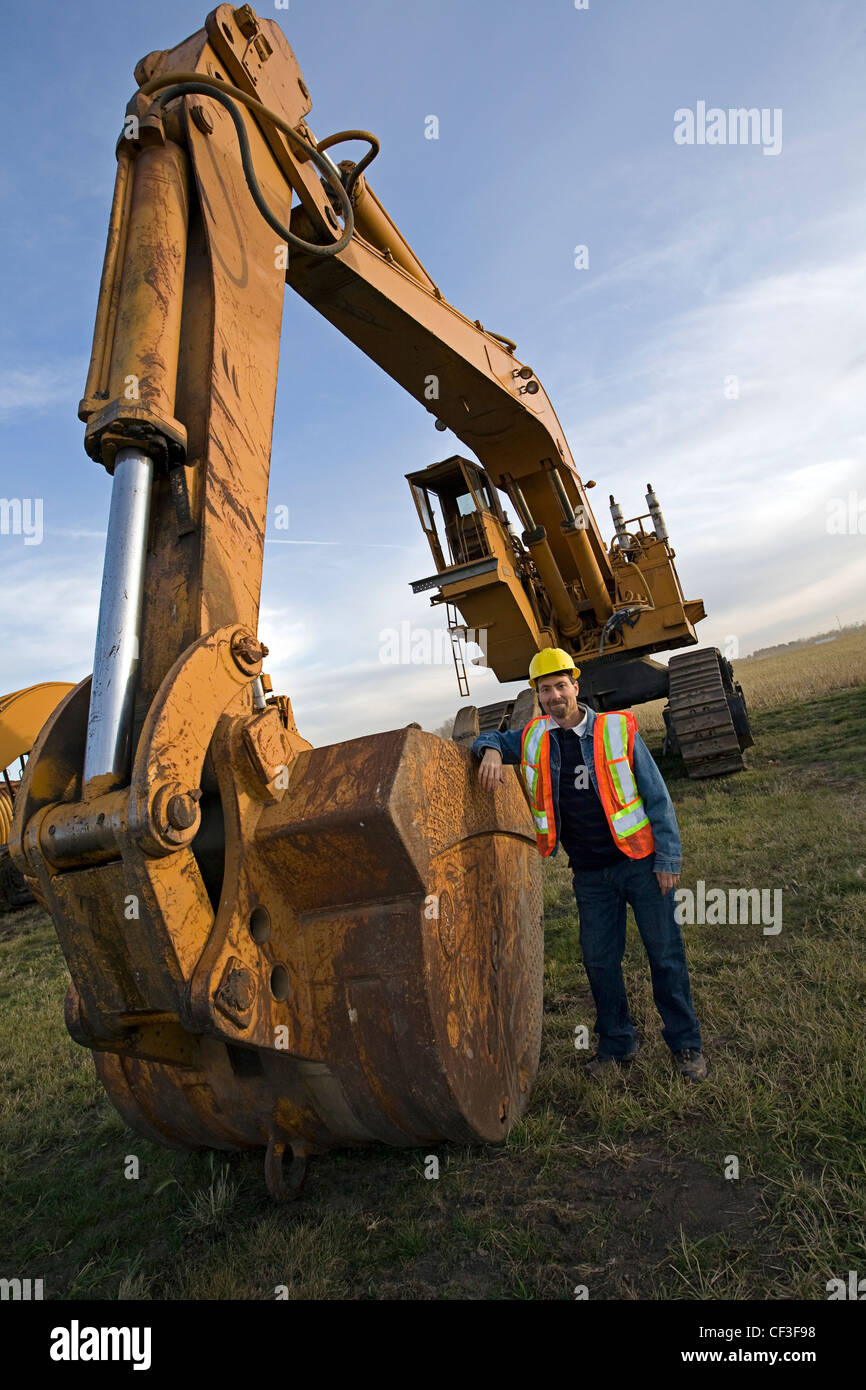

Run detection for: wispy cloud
[[47, 528, 107, 541], [557, 238, 866, 652], [0, 362, 85, 419], [265, 537, 415, 549], [0, 555, 97, 688]]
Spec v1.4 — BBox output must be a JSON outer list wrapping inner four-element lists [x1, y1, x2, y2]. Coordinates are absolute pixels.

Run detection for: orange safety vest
[[520, 710, 655, 860]]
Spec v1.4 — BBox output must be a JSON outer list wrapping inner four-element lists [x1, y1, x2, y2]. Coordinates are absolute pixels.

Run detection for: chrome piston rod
[[83, 447, 154, 788]]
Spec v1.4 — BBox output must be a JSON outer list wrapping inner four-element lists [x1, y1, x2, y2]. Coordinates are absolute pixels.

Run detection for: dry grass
[[636, 630, 866, 734]]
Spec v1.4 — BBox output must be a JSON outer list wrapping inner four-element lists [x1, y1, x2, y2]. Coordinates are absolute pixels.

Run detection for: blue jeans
[[572, 854, 702, 1057]]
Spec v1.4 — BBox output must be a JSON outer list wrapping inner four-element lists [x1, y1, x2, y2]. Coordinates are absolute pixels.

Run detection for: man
[[471, 647, 707, 1082]]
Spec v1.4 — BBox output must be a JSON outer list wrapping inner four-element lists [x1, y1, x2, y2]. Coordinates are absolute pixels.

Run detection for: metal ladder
[[446, 602, 470, 698]]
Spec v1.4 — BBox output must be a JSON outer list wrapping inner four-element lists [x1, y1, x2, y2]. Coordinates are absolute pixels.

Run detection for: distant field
[[636, 629, 866, 735]]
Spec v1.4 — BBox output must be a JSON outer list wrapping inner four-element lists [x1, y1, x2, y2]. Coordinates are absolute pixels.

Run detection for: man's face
[[537, 672, 580, 722]]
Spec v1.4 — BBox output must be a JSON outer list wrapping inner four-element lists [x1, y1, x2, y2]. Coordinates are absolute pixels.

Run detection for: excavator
[[11, 5, 751, 1199], [407, 461, 752, 778]]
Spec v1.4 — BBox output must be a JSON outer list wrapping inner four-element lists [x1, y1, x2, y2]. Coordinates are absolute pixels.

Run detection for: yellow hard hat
[[528, 647, 581, 690]]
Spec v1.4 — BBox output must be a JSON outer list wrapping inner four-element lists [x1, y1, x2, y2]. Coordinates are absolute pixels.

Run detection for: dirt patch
[[286, 1134, 761, 1300]]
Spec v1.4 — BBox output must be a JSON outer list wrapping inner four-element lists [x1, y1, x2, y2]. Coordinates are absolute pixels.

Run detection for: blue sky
[[1, 0, 864, 745]]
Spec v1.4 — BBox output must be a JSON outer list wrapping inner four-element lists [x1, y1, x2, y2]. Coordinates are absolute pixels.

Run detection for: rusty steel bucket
[[12, 632, 543, 1198]]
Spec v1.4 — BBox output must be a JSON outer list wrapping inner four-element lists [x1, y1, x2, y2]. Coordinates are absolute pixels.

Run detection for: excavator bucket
[[12, 648, 543, 1198]]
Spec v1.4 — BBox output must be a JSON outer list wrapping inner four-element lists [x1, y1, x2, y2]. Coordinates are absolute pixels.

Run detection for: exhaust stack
[[645, 483, 669, 543]]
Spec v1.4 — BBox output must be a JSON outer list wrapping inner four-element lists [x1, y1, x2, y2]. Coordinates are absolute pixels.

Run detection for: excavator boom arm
[[80, 2, 697, 720]]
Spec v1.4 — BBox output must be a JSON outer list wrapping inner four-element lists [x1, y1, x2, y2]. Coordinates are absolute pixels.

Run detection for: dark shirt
[[552, 725, 623, 870]]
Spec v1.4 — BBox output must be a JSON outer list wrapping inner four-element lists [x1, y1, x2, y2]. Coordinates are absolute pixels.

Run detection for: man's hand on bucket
[[478, 748, 505, 790]]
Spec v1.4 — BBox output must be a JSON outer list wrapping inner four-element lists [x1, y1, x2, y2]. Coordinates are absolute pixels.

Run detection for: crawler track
[[666, 648, 752, 778]]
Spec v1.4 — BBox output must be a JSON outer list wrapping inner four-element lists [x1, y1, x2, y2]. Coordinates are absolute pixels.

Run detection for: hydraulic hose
[[140, 72, 355, 256], [315, 129, 380, 200], [598, 606, 646, 657]]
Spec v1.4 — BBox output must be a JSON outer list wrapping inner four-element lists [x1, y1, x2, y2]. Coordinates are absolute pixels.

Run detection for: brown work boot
[[673, 1047, 708, 1082], [583, 1049, 636, 1080]]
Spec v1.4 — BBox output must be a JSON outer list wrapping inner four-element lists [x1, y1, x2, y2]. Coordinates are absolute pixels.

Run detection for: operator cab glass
[[406, 456, 505, 570]]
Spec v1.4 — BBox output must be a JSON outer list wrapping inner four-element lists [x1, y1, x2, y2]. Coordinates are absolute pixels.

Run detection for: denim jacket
[[470, 705, 682, 874]]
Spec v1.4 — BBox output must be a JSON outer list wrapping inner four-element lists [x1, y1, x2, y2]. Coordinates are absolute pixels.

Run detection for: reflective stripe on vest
[[594, 711, 654, 857], [601, 713, 651, 837], [520, 715, 557, 856]]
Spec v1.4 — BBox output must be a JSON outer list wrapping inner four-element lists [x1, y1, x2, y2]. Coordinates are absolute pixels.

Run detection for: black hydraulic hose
[[140, 73, 354, 256], [599, 606, 644, 657], [315, 129, 380, 200]]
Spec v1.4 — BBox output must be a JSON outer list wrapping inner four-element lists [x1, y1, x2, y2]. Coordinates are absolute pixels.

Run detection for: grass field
[[1, 660, 864, 1300], [636, 628, 866, 734]]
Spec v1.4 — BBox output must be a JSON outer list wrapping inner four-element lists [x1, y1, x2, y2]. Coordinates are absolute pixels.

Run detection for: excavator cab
[[407, 456, 508, 571]]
